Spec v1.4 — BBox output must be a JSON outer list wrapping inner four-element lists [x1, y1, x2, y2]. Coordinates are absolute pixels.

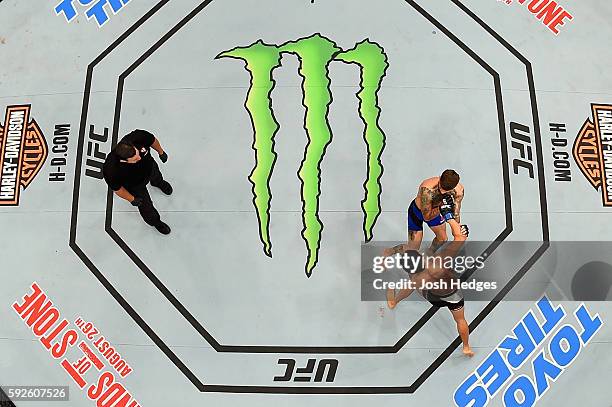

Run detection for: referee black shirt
[[103, 129, 155, 191]]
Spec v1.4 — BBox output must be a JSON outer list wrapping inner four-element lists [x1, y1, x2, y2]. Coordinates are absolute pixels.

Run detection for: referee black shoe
[[152, 180, 173, 195], [154, 221, 171, 235]]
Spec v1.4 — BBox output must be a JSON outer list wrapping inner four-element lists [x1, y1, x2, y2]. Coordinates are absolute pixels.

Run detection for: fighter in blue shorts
[[407, 199, 445, 232], [408, 169, 464, 253]]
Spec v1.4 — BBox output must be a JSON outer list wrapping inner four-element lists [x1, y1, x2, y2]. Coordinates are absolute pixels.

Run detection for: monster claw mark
[[218, 35, 388, 277], [216, 41, 282, 257], [279, 34, 342, 277], [334, 40, 388, 242]]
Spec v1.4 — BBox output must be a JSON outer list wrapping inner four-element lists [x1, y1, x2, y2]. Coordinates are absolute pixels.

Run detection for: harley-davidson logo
[[0, 105, 48, 206], [573, 104, 612, 206]]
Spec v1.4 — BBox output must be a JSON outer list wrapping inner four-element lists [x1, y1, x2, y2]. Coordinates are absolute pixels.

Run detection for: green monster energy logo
[[217, 33, 388, 276]]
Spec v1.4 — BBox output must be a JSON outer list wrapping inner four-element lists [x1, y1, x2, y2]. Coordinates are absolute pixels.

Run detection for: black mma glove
[[159, 151, 168, 163], [460, 224, 469, 237], [440, 194, 455, 221], [131, 197, 144, 207]]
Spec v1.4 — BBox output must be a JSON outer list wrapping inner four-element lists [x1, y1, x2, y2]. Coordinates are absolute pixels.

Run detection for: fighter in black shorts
[[384, 203, 474, 357]]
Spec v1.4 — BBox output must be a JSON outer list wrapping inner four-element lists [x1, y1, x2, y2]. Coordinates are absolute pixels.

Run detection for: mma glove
[[439, 194, 455, 221], [159, 151, 168, 163], [460, 224, 469, 237]]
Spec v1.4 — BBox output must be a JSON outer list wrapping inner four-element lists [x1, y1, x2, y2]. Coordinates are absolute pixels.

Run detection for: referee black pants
[[125, 161, 165, 227]]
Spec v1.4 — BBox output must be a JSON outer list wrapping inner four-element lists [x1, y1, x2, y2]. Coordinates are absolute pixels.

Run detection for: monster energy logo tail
[[217, 33, 388, 277]]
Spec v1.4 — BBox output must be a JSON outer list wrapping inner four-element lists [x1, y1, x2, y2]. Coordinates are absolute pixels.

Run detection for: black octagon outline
[[70, 0, 550, 394]]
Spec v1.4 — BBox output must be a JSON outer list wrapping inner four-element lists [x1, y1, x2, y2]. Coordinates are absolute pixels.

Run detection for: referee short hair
[[115, 142, 136, 160]]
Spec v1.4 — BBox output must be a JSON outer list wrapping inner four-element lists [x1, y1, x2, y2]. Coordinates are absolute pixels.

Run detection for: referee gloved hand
[[159, 151, 168, 163], [131, 197, 144, 207]]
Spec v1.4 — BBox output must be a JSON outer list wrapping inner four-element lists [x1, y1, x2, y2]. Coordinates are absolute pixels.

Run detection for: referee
[[103, 129, 173, 235]]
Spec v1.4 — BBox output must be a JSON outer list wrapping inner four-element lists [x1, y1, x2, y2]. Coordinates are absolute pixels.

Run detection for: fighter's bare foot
[[462, 347, 475, 357], [386, 289, 397, 309]]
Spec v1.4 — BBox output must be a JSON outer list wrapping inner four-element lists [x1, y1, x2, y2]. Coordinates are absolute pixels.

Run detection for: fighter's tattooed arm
[[382, 243, 408, 257], [419, 186, 436, 219], [453, 190, 464, 223], [390, 244, 406, 255]]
